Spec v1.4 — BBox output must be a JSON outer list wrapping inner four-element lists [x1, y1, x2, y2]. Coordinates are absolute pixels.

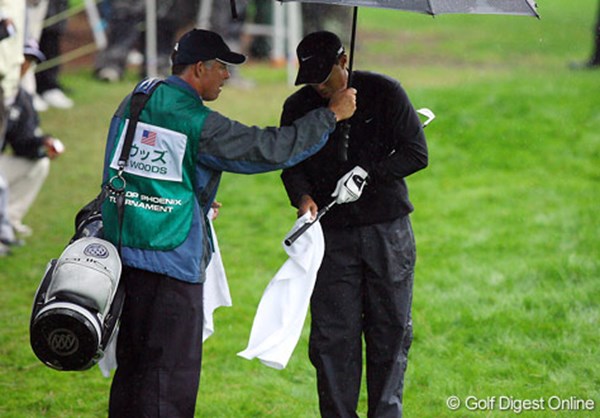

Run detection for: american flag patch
[[141, 129, 157, 146]]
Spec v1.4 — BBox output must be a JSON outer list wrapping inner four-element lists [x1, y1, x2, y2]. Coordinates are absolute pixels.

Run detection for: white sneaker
[[42, 89, 74, 109], [33, 94, 49, 112], [97, 67, 121, 83], [13, 222, 33, 237], [126, 50, 144, 66]]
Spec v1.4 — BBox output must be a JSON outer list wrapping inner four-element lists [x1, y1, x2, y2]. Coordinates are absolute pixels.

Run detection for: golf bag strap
[[112, 78, 163, 252], [101, 283, 125, 348], [117, 78, 163, 166], [29, 259, 58, 327]]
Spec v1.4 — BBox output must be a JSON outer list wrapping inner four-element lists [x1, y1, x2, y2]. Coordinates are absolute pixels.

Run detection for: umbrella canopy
[[278, 0, 538, 17], [277, 0, 539, 80]]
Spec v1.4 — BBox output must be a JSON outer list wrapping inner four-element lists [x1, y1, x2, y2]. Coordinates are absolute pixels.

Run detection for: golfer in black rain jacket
[[281, 31, 428, 418]]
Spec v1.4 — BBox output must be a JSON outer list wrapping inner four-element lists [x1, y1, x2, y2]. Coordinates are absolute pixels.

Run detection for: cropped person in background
[[0, 0, 26, 255], [0, 39, 65, 238], [203, 0, 253, 88], [301, 3, 352, 45], [35, 0, 74, 109], [95, 0, 198, 82]]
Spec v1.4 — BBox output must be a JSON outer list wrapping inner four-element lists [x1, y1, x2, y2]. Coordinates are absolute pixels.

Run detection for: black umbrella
[[276, 0, 538, 161], [277, 0, 538, 71], [277, 0, 538, 78]]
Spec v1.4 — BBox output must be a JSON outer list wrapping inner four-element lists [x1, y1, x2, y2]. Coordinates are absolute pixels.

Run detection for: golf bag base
[[30, 235, 123, 371]]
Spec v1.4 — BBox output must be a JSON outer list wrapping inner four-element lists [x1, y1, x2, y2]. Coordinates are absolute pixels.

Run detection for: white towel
[[237, 212, 325, 369], [99, 211, 231, 377], [202, 214, 232, 342], [98, 326, 118, 378]]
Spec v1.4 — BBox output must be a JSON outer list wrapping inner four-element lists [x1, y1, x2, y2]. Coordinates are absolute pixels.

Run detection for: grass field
[[1, 0, 599, 416]]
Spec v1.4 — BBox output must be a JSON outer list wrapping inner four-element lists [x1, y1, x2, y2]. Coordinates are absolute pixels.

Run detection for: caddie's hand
[[210, 201, 222, 220], [331, 166, 368, 205], [298, 194, 318, 219], [328, 88, 357, 122]]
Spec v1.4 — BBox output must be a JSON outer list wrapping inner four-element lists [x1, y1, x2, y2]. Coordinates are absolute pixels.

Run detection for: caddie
[[100, 28, 356, 418]]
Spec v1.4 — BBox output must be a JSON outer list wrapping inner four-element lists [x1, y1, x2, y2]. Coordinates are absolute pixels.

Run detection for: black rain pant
[[109, 267, 204, 418], [310, 215, 415, 418]]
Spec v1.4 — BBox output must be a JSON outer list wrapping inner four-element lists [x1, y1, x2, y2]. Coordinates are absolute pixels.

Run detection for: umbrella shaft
[[347, 6, 358, 87]]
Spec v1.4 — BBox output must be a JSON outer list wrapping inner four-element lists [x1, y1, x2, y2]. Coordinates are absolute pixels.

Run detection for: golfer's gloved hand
[[331, 166, 368, 204]]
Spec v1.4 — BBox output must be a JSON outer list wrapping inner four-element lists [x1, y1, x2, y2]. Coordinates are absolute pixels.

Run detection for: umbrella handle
[[338, 122, 350, 161]]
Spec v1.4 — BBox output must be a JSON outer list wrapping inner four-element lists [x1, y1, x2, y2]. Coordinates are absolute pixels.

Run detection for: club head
[[417, 108, 436, 128]]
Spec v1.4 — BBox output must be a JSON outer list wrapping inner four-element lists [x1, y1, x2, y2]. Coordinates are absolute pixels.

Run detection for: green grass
[[1, 0, 599, 416]]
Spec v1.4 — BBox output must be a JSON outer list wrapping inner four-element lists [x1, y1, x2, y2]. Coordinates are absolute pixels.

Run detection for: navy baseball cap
[[295, 31, 345, 85], [173, 29, 246, 66]]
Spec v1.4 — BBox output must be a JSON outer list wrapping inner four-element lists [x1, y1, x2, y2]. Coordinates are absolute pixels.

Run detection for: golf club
[[284, 108, 436, 246]]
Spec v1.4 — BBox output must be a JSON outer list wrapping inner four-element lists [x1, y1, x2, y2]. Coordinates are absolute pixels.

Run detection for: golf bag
[[29, 78, 162, 371], [30, 235, 123, 371], [29, 192, 124, 371]]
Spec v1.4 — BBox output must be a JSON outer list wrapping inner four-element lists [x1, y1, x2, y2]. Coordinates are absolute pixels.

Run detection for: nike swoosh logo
[[365, 117, 374, 124], [300, 55, 313, 62]]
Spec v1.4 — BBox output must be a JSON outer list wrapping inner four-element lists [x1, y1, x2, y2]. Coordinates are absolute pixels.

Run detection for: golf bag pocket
[[30, 237, 123, 371], [72, 189, 107, 242]]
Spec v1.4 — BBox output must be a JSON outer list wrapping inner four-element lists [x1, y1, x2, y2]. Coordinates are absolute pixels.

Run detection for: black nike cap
[[295, 31, 345, 85], [173, 29, 246, 66]]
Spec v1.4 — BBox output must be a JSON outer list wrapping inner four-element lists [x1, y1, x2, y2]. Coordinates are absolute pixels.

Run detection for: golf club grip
[[284, 202, 335, 246], [284, 220, 314, 246]]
